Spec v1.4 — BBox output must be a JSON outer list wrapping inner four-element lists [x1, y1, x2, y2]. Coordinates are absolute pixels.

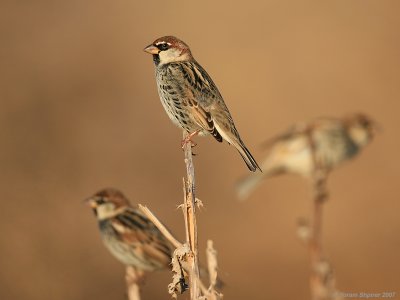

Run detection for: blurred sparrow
[[86, 188, 223, 291], [86, 188, 174, 271], [144, 36, 261, 172], [236, 114, 377, 199]]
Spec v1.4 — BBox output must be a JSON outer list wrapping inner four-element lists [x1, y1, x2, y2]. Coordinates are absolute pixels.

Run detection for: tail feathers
[[236, 158, 285, 200], [212, 121, 260, 171], [236, 172, 264, 200], [236, 143, 262, 172]]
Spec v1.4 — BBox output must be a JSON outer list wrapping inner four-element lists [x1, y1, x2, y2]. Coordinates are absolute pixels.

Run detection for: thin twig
[[309, 172, 330, 300], [182, 130, 201, 299], [125, 266, 145, 300], [138, 194, 223, 299], [206, 240, 223, 300], [138, 204, 183, 249], [138, 204, 190, 297], [206, 240, 218, 289], [305, 129, 338, 300], [140, 131, 222, 299]]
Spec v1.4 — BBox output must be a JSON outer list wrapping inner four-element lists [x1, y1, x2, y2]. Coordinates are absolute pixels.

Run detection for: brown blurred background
[[1, 1, 399, 299]]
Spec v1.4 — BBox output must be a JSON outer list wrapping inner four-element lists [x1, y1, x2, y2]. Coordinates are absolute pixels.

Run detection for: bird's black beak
[[144, 44, 160, 55]]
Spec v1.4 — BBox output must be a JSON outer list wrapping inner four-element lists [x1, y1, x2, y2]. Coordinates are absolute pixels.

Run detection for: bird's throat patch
[[153, 54, 160, 66]]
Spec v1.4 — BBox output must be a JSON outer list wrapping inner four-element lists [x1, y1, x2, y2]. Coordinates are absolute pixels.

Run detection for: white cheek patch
[[96, 205, 116, 220], [158, 48, 191, 65], [350, 127, 369, 146], [96, 204, 126, 220], [158, 48, 181, 63]]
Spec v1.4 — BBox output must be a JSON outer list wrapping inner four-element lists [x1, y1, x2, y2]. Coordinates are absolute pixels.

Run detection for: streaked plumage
[[144, 36, 261, 172], [86, 188, 173, 271], [86, 188, 224, 290], [236, 114, 377, 199]]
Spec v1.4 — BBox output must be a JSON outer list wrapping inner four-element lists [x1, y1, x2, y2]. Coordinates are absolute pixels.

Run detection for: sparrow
[[144, 36, 261, 172], [86, 188, 224, 290], [86, 188, 174, 271], [236, 114, 378, 199]]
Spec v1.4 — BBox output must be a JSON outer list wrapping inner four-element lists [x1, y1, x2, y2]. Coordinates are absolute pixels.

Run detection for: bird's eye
[[96, 198, 106, 205], [158, 43, 169, 51]]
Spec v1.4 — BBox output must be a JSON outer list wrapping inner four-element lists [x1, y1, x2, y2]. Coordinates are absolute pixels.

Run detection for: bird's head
[[346, 113, 379, 147], [85, 188, 130, 220], [144, 36, 193, 66]]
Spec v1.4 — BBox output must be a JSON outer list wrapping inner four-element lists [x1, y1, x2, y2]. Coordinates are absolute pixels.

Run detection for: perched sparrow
[[236, 114, 377, 199], [144, 36, 261, 172], [86, 188, 224, 290], [86, 188, 174, 271]]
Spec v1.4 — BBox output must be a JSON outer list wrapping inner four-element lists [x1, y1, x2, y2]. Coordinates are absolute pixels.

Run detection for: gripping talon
[[181, 130, 200, 149]]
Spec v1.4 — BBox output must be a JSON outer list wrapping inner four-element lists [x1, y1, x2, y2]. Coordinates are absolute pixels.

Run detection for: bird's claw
[[181, 130, 200, 150]]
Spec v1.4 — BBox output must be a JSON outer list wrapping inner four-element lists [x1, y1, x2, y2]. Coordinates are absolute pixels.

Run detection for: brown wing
[[178, 61, 223, 142], [110, 208, 173, 268], [177, 60, 260, 171], [181, 61, 248, 143]]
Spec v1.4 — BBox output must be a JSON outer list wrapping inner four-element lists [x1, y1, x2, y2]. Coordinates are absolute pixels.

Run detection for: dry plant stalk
[[139, 206, 224, 300], [206, 240, 218, 290], [193, 240, 223, 300], [182, 130, 201, 299], [139, 132, 223, 299], [125, 266, 145, 300], [205, 240, 223, 300], [138, 204, 189, 298], [304, 131, 339, 300], [309, 171, 337, 300], [138, 204, 183, 249]]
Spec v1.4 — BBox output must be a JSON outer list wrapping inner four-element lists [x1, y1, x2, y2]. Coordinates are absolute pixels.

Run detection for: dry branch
[[138, 199, 223, 299], [138, 131, 223, 299], [125, 266, 145, 300], [137, 204, 189, 297], [182, 130, 201, 299], [303, 130, 339, 300], [138, 204, 183, 249], [205, 240, 223, 300], [206, 240, 218, 289]]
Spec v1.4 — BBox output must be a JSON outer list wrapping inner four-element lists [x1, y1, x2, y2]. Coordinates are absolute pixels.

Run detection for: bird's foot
[[181, 130, 200, 150]]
